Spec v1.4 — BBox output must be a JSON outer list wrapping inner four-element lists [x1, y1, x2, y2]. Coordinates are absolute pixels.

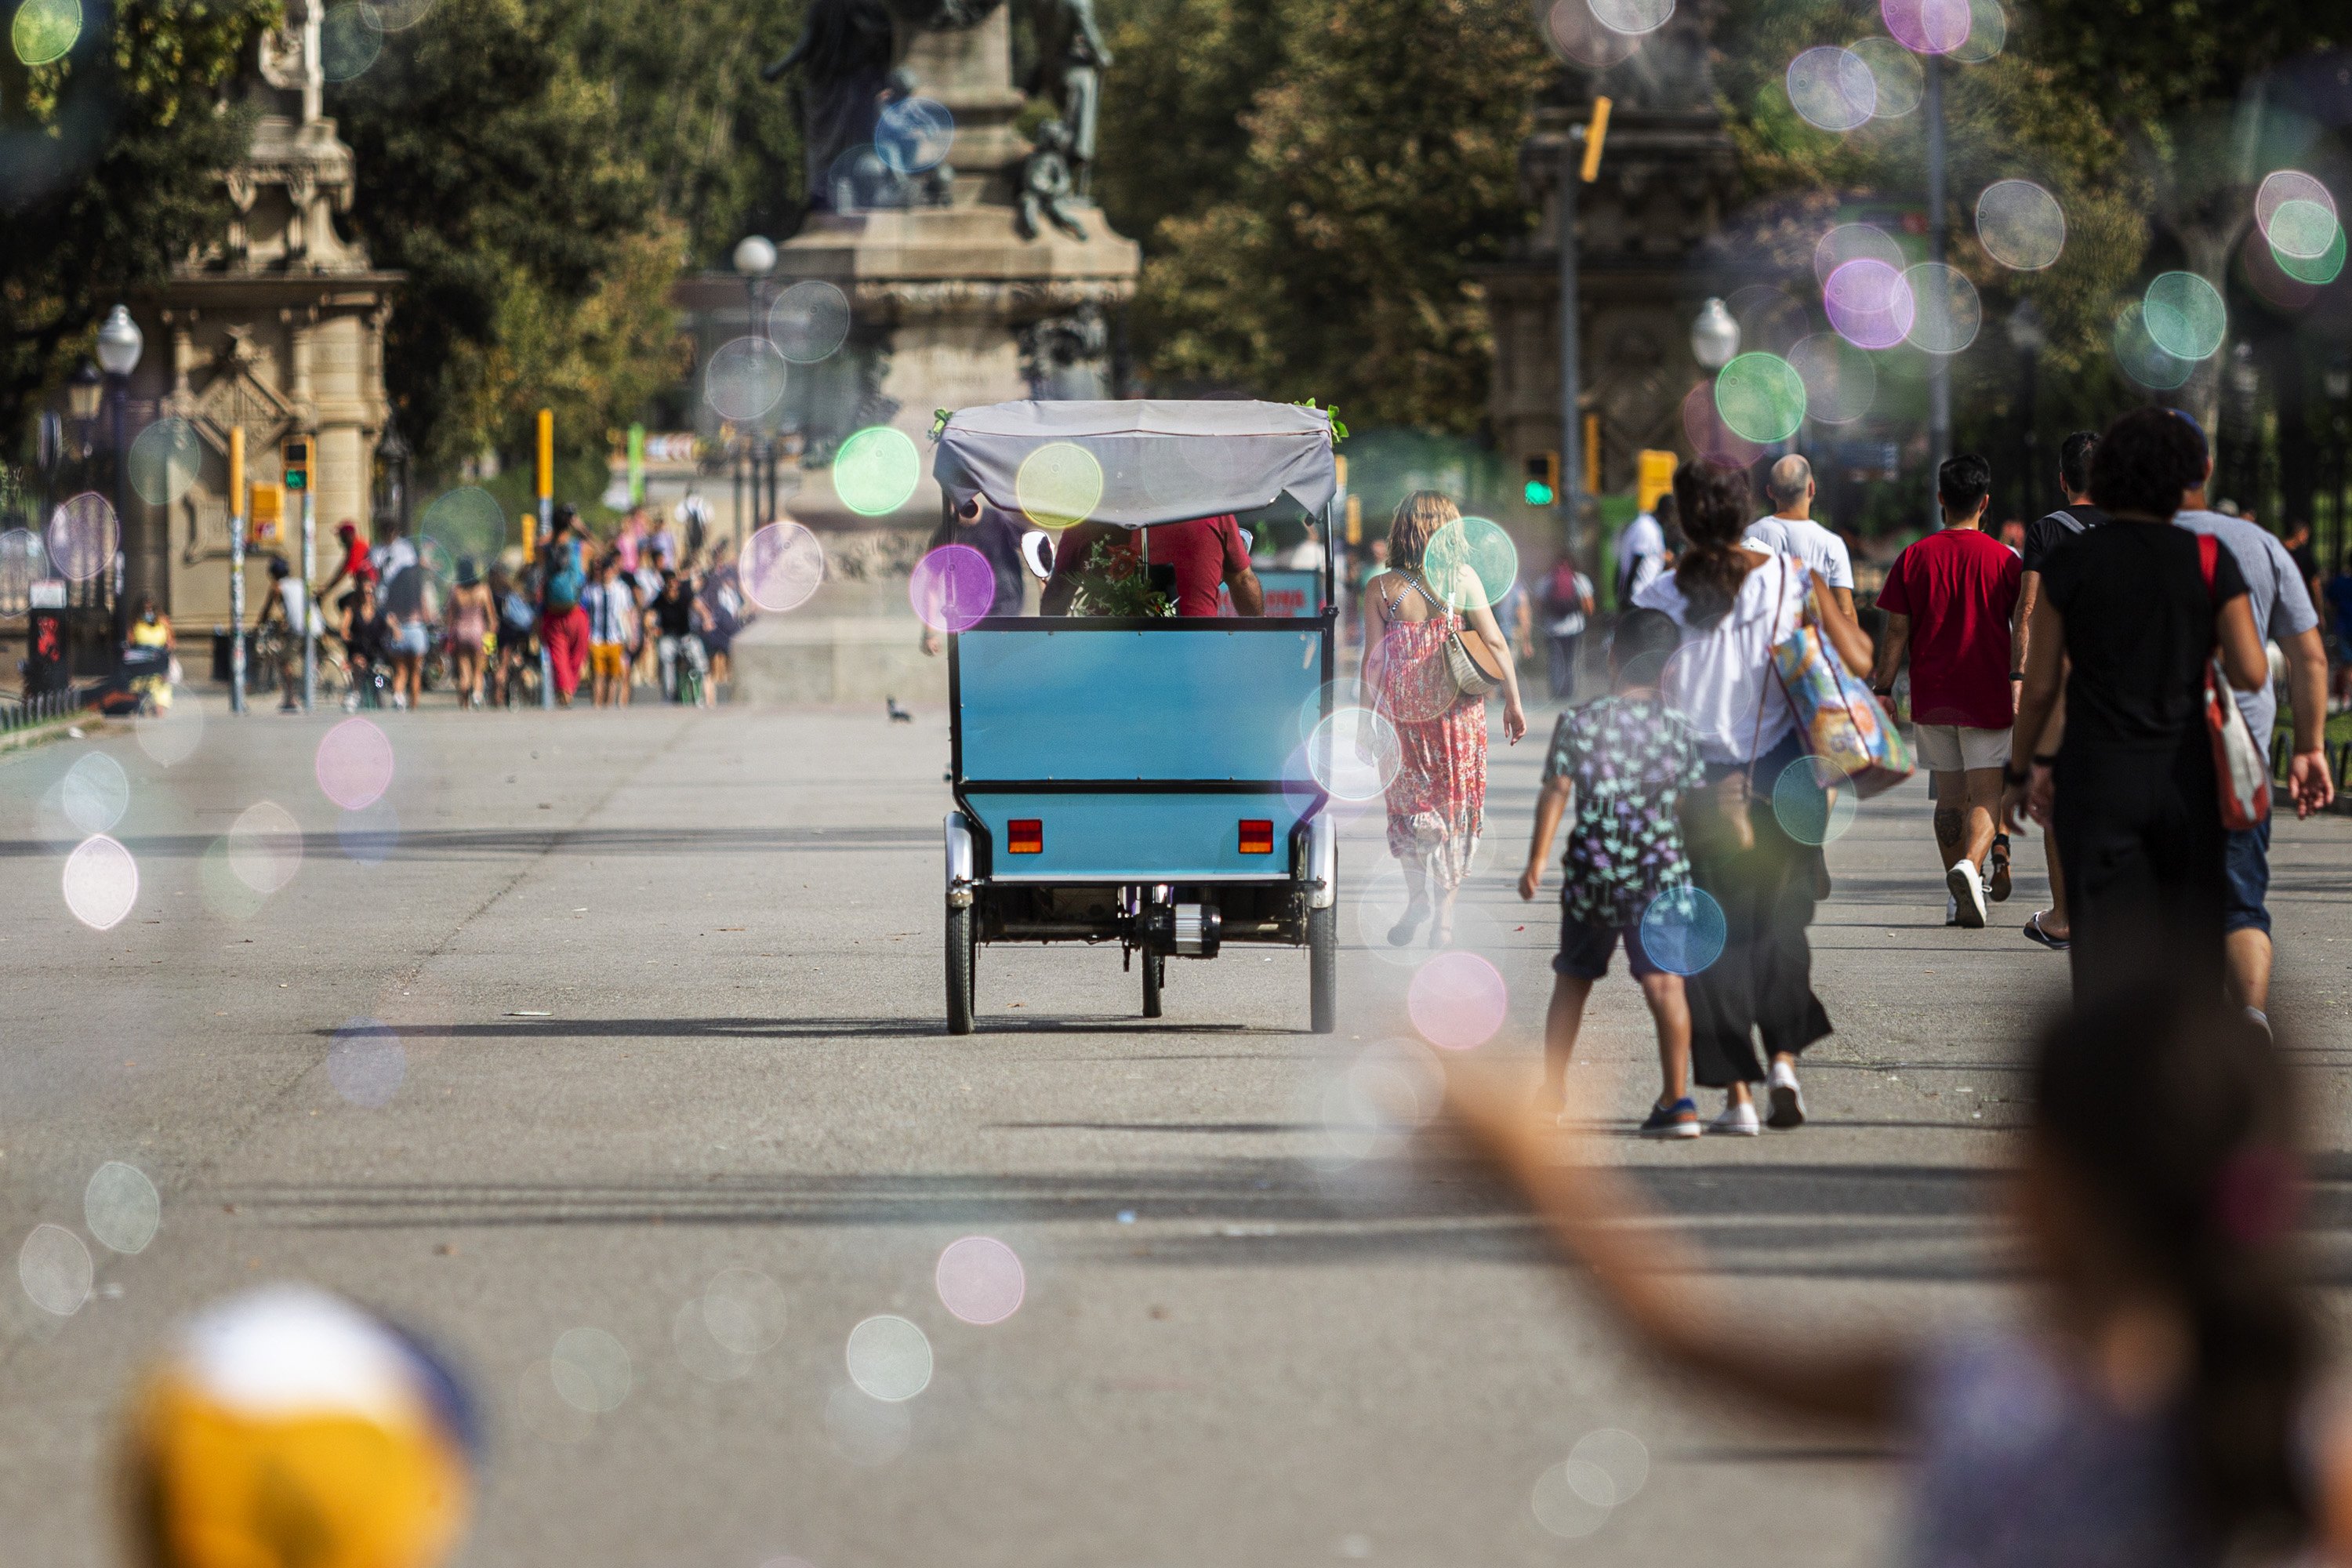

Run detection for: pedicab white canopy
[[932, 400, 1338, 528]]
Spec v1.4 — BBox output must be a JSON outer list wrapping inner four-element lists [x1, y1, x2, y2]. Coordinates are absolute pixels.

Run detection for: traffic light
[[281, 437, 310, 492], [1523, 451, 1559, 507]]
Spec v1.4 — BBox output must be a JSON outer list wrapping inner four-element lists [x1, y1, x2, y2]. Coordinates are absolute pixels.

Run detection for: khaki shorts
[[1914, 722, 2011, 772], [590, 642, 627, 680]]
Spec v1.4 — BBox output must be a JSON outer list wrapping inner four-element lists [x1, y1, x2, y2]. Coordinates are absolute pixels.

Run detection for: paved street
[[2, 697, 2347, 1567]]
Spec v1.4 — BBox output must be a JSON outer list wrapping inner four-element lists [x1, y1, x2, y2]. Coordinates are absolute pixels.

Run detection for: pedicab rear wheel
[[1141, 949, 1164, 1018], [946, 901, 975, 1035], [1308, 904, 1337, 1034]]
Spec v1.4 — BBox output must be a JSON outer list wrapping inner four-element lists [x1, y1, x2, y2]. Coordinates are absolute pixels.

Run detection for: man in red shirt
[[1041, 514, 1265, 617], [1869, 454, 2022, 930]]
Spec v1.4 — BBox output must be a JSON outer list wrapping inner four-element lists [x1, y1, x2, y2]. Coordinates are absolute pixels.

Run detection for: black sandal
[[1987, 833, 2012, 902]]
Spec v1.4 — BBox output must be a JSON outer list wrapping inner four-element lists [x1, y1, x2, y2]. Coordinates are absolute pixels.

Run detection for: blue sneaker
[[1639, 1097, 1702, 1139]]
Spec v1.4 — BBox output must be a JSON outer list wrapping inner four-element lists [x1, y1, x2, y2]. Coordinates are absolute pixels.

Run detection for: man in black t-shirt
[[2009, 430, 2107, 952]]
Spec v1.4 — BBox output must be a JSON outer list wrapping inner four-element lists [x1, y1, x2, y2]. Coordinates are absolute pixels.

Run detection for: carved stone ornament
[[192, 354, 297, 457], [256, 25, 308, 91], [850, 277, 1133, 325]]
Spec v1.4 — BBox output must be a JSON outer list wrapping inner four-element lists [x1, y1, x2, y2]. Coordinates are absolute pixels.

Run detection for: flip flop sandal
[[1988, 836, 2012, 902], [2022, 911, 2070, 952]]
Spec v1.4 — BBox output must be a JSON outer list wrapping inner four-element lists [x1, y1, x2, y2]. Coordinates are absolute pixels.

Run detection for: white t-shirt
[[1614, 511, 1665, 600], [1634, 554, 1812, 765], [1742, 515, 1853, 592]]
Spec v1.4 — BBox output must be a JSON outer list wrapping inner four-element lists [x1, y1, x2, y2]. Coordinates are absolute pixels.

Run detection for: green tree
[[0, 0, 282, 445]]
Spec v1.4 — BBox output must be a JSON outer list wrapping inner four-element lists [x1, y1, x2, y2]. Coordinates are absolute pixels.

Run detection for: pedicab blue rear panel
[[953, 619, 1330, 883]]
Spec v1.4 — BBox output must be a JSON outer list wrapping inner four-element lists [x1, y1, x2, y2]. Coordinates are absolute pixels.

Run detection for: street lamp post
[[2324, 356, 2350, 572], [95, 305, 143, 658], [734, 236, 777, 531], [1691, 297, 1740, 374], [1924, 53, 1950, 520], [2007, 299, 2045, 522]]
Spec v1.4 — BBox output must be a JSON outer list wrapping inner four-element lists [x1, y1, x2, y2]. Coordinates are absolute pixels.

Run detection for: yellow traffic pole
[[228, 426, 247, 713], [533, 408, 554, 562]]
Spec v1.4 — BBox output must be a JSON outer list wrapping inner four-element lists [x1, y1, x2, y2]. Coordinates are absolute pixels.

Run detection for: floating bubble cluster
[[1787, 333, 1876, 425], [1975, 180, 2065, 270], [374, 0, 436, 27], [420, 487, 503, 562], [704, 337, 790, 423], [741, 521, 826, 613], [1848, 36, 1922, 117], [846, 1315, 933, 1401], [702, 1268, 790, 1354], [326, 1019, 405, 1109], [1543, 0, 1641, 67], [768, 280, 851, 364], [1812, 223, 1904, 289], [2111, 300, 2193, 390], [2141, 271, 2227, 361], [1714, 354, 1808, 444], [1880, 0, 1969, 54], [1824, 259, 1916, 350], [320, 2, 383, 82], [63, 750, 129, 837], [227, 801, 303, 895], [1640, 885, 1727, 975], [316, 717, 394, 811], [1015, 441, 1104, 532], [136, 694, 204, 768], [13, 0, 79, 66], [909, 544, 997, 633], [1726, 285, 1810, 358], [1588, 0, 1673, 33], [1318, 1039, 1444, 1163], [876, 97, 956, 175], [1681, 382, 1765, 470], [85, 1161, 161, 1254], [47, 493, 118, 583], [129, 417, 203, 507], [1950, 0, 2005, 63], [1786, 47, 1876, 133], [550, 1327, 633, 1414], [1771, 757, 1859, 845], [833, 426, 921, 516], [1308, 708, 1402, 801], [19, 1223, 92, 1316], [936, 1236, 1025, 1324], [1903, 263, 1982, 354], [1421, 516, 1518, 612], [64, 834, 137, 930], [2256, 171, 2346, 285], [1407, 950, 1507, 1051], [1532, 1429, 1652, 1541]]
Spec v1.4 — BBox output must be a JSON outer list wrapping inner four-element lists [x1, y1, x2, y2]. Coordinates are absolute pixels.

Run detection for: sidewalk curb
[[0, 711, 99, 760]]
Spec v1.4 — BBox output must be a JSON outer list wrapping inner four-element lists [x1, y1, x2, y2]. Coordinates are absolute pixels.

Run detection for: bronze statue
[[1015, 120, 1088, 241], [1024, 0, 1110, 197], [761, 0, 897, 213]]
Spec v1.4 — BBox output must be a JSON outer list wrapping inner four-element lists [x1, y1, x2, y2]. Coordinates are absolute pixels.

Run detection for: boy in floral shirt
[[1519, 609, 1707, 1136]]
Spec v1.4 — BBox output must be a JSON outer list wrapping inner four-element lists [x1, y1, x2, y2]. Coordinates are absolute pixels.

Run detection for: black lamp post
[[2006, 299, 2045, 521], [2325, 355, 2350, 575], [733, 235, 777, 533], [94, 305, 143, 652], [374, 422, 412, 541]]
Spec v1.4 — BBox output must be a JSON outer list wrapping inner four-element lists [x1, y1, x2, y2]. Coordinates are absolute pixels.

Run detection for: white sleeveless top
[[1633, 554, 1811, 766]]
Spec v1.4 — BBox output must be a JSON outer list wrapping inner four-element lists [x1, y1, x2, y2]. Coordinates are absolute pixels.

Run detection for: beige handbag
[[1407, 575, 1505, 700]]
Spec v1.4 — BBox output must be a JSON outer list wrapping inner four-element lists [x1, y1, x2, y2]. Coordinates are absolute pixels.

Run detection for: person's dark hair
[[2031, 984, 2315, 1557], [1936, 452, 1992, 514], [1651, 491, 1676, 528], [267, 557, 289, 579], [1610, 608, 1678, 688], [2088, 406, 2207, 520], [1668, 461, 1752, 628], [2058, 430, 2099, 498]]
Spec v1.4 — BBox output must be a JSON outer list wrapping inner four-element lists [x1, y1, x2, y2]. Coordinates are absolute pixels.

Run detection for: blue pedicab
[[932, 401, 1343, 1036]]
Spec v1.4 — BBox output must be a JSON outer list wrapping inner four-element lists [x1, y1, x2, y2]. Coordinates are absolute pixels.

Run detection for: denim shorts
[[1555, 910, 1663, 980], [394, 622, 430, 658], [2224, 818, 2271, 937]]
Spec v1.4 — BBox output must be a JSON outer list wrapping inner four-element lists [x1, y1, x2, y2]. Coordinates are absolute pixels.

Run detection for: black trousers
[[2053, 735, 2227, 1002], [1685, 739, 1834, 1087]]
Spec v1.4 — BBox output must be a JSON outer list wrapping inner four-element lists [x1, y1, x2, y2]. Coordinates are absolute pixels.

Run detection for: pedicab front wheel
[[1308, 903, 1337, 1034], [946, 901, 975, 1036]]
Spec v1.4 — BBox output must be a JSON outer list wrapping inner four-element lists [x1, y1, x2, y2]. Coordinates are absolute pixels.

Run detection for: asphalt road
[[2, 695, 2347, 1567]]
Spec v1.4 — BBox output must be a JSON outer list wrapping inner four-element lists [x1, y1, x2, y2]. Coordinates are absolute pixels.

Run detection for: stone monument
[[130, 0, 400, 623]]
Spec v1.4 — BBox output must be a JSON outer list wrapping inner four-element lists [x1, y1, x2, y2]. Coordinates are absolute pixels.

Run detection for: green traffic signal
[[1524, 480, 1555, 506]]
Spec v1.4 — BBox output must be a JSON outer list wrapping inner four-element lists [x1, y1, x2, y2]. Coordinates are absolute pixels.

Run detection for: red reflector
[[1007, 818, 1044, 854], [1239, 818, 1275, 855]]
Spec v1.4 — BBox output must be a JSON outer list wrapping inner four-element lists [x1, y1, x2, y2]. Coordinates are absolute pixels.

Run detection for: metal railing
[[0, 686, 86, 735]]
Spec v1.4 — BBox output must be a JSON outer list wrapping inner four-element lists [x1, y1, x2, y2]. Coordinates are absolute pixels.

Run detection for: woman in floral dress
[[1359, 492, 1528, 946]]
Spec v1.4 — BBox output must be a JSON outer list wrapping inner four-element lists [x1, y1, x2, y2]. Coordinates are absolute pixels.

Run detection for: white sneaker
[[1711, 1099, 1761, 1136], [1766, 1059, 1806, 1130], [1947, 860, 1987, 929]]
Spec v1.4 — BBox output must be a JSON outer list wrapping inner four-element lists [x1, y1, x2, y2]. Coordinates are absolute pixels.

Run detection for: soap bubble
[[551, 1327, 632, 1414], [19, 1224, 91, 1316], [1543, 0, 1642, 66], [846, 1316, 932, 1402], [1640, 885, 1726, 975], [1682, 382, 1765, 470], [2275, 223, 2347, 285], [373, 0, 435, 28], [85, 1161, 161, 1254], [319, 2, 383, 82], [2111, 301, 2193, 390], [64, 835, 137, 930], [768, 280, 851, 364], [1850, 36, 1922, 117], [1016, 442, 1104, 532], [315, 717, 394, 811], [704, 337, 789, 423], [1406, 951, 1508, 1051], [1824, 259, 1916, 350], [1772, 756, 1858, 845], [742, 521, 826, 612], [1588, 0, 1673, 34], [826, 1383, 911, 1465], [1975, 180, 2065, 270], [1786, 47, 1877, 133], [337, 801, 400, 866], [62, 750, 129, 836], [1532, 1459, 1615, 1538], [326, 1019, 404, 1109], [1788, 334, 1876, 425], [420, 487, 503, 560], [935, 1236, 1025, 1324], [228, 801, 303, 894], [702, 1268, 790, 1355], [1903, 263, 1982, 354], [1727, 285, 1810, 358], [2256, 172, 2338, 250], [1951, 0, 2005, 63], [1307, 707, 1401, 801], [2141, 271, 2227, 361], [129, 417, 203, 506], [1881, 0, 1969, 54], [833, 426, 920, 517], [47, 493, 118, 583], [1714, 354, 1808, 444], [876, 97, 956, 175], [1573, 1428, 1652, 1504], [2267, 200, 2342, 262], [673, 1298, 754, 1382], [910, 544, 998, 632], [1813, 223, 1905, 288], [135, 692, 204, 768], [13, 0, 81, 66], [1421, 515, 1517, 611]]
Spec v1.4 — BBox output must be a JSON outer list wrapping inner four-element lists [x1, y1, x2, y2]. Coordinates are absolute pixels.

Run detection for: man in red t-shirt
[[1042, 514, 1265, 617], [1869, 453, 2022, 930]]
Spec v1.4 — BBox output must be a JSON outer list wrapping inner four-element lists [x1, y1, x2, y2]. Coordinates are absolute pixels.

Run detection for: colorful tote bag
[[1769, 573, 1915, 799]]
